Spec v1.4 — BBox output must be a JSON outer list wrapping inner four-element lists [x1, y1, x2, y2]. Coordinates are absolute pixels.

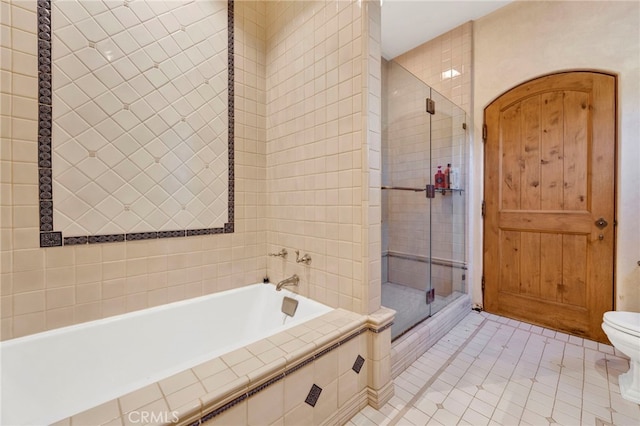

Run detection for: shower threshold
[[381, 281, 464, 341]]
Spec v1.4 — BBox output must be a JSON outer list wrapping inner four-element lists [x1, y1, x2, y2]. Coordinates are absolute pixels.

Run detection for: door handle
[[595, 218, 608, 229]]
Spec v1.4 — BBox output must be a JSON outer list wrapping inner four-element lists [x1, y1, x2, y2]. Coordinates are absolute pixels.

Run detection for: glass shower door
[[382, 61, 434, 340], [428, 90, 467, 317], [382, 61, 467, 341]]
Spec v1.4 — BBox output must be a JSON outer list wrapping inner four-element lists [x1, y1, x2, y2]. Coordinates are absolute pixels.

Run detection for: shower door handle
[[425, 184, 435, 198]]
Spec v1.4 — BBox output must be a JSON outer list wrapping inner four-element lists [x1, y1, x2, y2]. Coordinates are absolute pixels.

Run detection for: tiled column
[[366, 306, 394, 408]]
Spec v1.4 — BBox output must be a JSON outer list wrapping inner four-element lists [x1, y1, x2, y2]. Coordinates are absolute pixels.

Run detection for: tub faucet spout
[[276, 274, 299, 291]]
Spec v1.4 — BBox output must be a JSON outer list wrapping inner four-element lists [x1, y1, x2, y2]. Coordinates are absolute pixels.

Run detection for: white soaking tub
[[0, 283, 332, 425]]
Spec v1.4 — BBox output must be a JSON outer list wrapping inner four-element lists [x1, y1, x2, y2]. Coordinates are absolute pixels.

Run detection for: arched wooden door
[[483, 71, 616, 343]]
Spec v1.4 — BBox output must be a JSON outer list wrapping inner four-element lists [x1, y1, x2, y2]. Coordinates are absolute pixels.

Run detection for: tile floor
[[350, 311, 640, 426]]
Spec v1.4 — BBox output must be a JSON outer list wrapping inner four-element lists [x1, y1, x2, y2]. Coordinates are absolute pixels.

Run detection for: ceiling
[[381, 0, 513, 59]]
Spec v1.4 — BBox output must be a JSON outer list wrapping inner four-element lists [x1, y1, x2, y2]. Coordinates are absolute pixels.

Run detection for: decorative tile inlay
[[37, 0, 235, 247], [40, 232, 62, 247], [194, 321, 376, 423], [352, 355, 365, 374], [305, 384, 322, 407]]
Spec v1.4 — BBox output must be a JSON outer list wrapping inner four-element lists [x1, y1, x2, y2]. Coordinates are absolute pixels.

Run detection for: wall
[[472, 1, 640, 311], [393, 21, 472, 117], [264, 0, 382, 315], [1, 0, 384, 340], [0, 0, 268, 340]]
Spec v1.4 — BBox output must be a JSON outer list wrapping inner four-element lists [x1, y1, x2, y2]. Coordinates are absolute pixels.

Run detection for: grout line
[[386, 315, 488, 426]]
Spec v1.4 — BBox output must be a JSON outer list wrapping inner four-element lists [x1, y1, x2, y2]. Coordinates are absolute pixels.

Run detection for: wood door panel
[[496, 291, 590, 336], [499, 230, 520, 294], [561, 234, 588, 307], [499, 211, 592, 233], [540, 92, 565, 210], [540, 233, 563, 302], [484, 71, 615, 343], [520, 232, 541, 297], [562, 91, 589, 211], [501, 104, 522, 210]]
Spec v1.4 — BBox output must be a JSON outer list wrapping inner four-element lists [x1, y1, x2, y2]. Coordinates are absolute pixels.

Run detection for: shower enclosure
[[382, 61, 467, 341]]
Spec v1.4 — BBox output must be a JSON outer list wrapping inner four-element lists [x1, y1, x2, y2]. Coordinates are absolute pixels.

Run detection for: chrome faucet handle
[[269, 248, 288, 258], [295, 250, 312, 265]]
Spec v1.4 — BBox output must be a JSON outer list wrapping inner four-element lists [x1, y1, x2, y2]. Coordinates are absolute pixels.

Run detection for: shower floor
[[382, 281, 464, 340]]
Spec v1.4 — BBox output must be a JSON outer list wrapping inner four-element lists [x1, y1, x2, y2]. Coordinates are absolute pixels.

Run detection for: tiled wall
[[49, 1, 230, 238], [0, 0, 267, 340], [393, 21, 472, 116], [264, 0, 381, 316], [1, 0, 384, 339], [363, 0, 382, 316], [205, 330, 371, 425]]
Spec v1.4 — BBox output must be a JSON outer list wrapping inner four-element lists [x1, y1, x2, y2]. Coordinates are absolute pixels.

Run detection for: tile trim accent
[[352, 355, 365, 374], [368, 322, 394, 334], [37, 0, 236, 247], [193, 325, 375, 424], [304, 384, 322, 407]]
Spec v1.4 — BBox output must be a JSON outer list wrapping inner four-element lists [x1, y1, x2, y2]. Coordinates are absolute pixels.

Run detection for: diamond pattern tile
[[51, 0, 229, 237]]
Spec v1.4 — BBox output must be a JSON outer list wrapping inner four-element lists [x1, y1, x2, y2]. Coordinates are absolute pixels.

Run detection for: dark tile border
[[37, 0, 235, 248], [194, 321, 394, 423]]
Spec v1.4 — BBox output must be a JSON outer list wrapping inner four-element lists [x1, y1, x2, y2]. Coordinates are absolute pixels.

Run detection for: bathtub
[[0, 283, 333, 426]]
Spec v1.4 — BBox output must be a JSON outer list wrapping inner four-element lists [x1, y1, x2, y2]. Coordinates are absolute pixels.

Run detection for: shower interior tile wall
[[393, 22, 472, 116]]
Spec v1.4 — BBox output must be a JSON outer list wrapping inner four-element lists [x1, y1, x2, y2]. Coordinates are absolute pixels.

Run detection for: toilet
[[602, 311, 640, 404]]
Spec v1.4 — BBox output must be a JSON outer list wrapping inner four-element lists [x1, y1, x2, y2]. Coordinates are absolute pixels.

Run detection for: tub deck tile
[[166, 382, 207, 411], [257, 346, 287, 364], [199, 375, 250, 413], [245, 337, 277, 356], [119, 383, 164, 416], [191, 357, 227, 381], [171, 399, 202, 426], [220, 346, 253, 367], [299, 329, 323, 343], [71, 398, 121, 426], [158, 369, 200, 396], [267, 329, 296, 346], [246, 357, 287, 386], [286, 323, 312, 338], [230, 354, 265, 376], [57, 308, 379, 426], [122, 398, 171, 426], [201, 368, 240, 393]]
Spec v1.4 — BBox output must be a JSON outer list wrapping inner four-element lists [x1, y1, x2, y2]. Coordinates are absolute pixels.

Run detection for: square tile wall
[[1, 0, 267, 340], [264, 0, 382, 316], [364, 0, 382, 316], [393, 22, 472, 117]]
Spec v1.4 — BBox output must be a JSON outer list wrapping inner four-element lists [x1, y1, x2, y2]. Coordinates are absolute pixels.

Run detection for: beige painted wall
[[472, 0, 640, 311]]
